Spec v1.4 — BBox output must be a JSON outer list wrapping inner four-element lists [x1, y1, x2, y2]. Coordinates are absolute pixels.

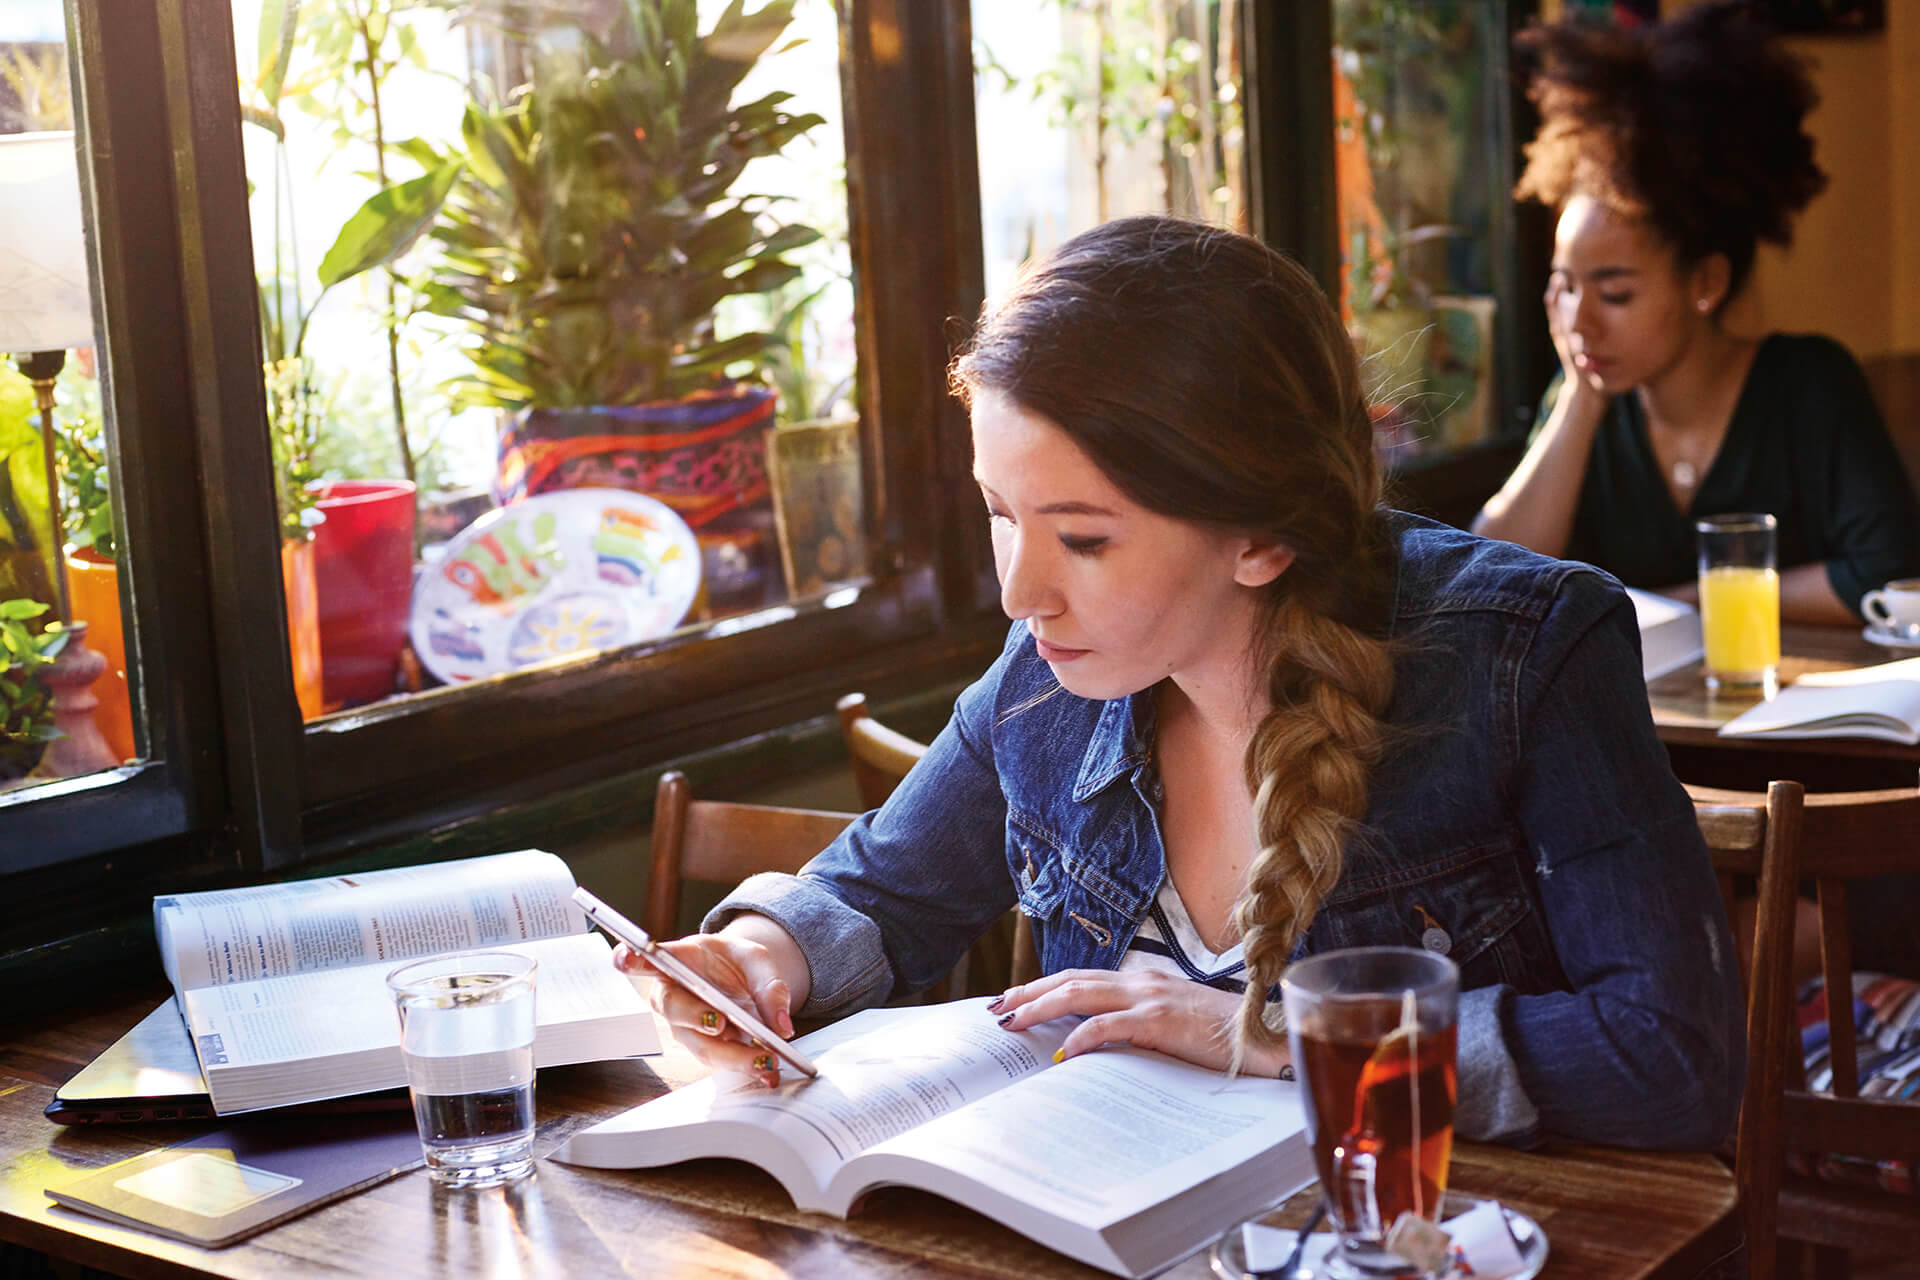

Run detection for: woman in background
[[1474, 1, 1919, 622], [621, 215, 1743, 1152]]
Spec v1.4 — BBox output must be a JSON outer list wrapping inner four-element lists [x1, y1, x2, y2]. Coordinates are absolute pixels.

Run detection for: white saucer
[[1862, 625, 1920, 650]]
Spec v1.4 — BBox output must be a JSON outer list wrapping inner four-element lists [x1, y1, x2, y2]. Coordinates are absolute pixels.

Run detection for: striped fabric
[[1792, 972, 1920, 1195], [1116, 877, 1248, 993]]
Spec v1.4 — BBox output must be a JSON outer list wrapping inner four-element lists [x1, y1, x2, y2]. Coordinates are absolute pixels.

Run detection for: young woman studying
[[618, 215, 1744, 1151], [1473, 1, 1920, 624]]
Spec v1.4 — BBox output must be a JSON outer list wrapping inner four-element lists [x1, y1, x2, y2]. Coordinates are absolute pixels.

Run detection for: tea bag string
[[1401, 986, 1422, 1221]]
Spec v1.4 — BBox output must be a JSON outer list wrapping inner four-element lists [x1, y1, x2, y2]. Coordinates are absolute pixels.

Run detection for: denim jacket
[[709, 513, 1745, 1150]]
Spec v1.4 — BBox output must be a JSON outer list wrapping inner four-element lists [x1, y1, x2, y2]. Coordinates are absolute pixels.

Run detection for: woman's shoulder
[[1754, 331, 1868, 383], [1387, 511, 1623, 627]]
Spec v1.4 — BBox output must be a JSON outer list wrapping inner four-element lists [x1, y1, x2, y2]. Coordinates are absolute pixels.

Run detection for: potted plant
[[52, 405, 136, 762], [420, 0, 825, 613], [0, 598, 67, 787], [266, 355, 328, 719]]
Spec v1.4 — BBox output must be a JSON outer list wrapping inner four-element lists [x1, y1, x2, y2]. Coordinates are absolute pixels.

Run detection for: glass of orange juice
[[1695, 513, 1779, 691]]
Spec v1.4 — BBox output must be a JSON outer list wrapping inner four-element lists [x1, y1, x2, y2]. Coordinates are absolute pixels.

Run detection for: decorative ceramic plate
[[1210, 1192, 1547, 1280], [411, 487, 701, 686]]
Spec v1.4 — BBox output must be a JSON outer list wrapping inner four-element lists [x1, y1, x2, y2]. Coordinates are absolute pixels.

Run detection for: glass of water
[[387, 951, 538, 1187]]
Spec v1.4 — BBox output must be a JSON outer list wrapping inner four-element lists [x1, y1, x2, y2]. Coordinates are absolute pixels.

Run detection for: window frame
[[4, 0, 1542, 902]]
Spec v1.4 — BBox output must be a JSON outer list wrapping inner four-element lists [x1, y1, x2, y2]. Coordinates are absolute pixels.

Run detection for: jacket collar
[[1072, 687, 1156, 802]]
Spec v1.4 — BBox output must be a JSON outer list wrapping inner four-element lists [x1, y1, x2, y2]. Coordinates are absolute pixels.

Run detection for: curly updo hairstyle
[[1513, 0, 1826, 303], [950, 216, 1396, 1066]]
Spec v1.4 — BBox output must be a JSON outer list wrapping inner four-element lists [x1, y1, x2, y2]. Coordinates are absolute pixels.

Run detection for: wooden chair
[[1689, 780, 1920, 1280], [1691, 779, 1805, 1280], [834, 692, 1042, 993], [642, 769, 857, 941]]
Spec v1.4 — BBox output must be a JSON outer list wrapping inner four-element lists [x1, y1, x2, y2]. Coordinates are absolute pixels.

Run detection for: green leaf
[[257, 0, 291, 105], [0, 599, 49, 621], [317, 160, 465, 288]]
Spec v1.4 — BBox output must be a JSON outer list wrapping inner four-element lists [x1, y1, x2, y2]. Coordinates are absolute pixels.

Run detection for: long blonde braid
[[1232, 590, 1395, 1062]]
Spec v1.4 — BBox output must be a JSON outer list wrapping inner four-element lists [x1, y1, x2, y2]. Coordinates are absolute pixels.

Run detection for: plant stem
[[353, 0, 417, 490]]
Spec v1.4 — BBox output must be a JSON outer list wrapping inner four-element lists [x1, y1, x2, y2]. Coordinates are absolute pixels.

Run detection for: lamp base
[[29, 620, 122, 779]]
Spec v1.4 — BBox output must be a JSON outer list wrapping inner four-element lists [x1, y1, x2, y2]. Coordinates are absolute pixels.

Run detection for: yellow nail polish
[[1052, 1048, 1066, 1064]]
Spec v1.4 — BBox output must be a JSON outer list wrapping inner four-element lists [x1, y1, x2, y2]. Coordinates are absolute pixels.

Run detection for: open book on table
[[1719, 655, 1920, 744], [1626, 586, 1704, 681], [154, 849, 659, 1114], [558, 998, 1314, 1279]]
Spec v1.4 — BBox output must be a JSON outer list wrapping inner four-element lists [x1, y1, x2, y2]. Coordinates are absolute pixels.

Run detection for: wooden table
[[2, 992, 1741, 1280], [1649, 622, 1920, 791]]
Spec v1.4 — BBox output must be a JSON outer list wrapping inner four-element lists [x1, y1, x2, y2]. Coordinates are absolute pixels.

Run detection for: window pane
[[973, 0, 1249, 300], [1333, 0, 1509, 464], [1, 1, 142, 791], [232, 0, 859, 717]]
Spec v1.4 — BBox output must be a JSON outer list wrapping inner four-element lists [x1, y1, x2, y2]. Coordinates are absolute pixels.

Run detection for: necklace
[[1672, 459, 1698, 491]]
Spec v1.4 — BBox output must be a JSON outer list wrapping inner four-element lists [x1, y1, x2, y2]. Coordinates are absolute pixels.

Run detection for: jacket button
[[1421, 926, 1452, 955]]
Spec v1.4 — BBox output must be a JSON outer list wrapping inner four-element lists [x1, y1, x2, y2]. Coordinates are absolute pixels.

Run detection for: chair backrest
[[834, 692, 929, 811], [832, 692, 1042, 992], [1689, 779, 1920, 1278], [643, 769, 857, 941], [1689, 779, 1806, 1280]]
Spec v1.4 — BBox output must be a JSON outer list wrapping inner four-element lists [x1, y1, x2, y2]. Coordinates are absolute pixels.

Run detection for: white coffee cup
[[1862, 578, 1920, 632]]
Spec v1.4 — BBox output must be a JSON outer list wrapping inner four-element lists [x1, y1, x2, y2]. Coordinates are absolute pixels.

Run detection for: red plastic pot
[[312, 479, 417, 709]]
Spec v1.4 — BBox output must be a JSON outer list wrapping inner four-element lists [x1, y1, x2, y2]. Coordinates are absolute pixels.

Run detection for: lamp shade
[[0, 131, 94, 353]]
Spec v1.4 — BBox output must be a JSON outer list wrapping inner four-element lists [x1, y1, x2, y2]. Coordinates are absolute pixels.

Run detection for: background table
[[1649, 622, 1920, 792], [2, 992, 1739, 1280]]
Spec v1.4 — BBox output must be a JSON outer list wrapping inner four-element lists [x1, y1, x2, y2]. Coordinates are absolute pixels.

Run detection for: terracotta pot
[[312, 480, 417, 709], [496, 383, 781, 615], [281, 538, 324, 720], [64, 546, 135, 762]]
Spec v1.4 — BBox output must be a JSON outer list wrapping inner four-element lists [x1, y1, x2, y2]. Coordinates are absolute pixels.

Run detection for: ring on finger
[[752, 1054, 777, 1073], [700, 1009, 722, 1032]]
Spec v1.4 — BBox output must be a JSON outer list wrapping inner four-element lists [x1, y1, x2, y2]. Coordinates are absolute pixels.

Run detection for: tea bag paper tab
[[1439, 1199, 1528, 1278]]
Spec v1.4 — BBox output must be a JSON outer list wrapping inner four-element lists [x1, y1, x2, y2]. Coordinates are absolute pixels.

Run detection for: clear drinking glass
[[387, 951, 537, 1187], [1283, 947, 1460, 1279], [1695, 512, 1779, 691]]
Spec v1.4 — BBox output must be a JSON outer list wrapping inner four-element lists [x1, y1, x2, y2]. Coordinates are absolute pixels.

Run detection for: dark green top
[[1539, 333, 1920, 618]]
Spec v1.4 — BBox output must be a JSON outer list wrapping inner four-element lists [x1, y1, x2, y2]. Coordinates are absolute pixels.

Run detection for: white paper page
[[565, 999, 1069, 1178], [156, 850, 584, 992], [1719, 668, 1920, 739], [861, 1047, 1304, 1223], [181, 932, 641, 1069]]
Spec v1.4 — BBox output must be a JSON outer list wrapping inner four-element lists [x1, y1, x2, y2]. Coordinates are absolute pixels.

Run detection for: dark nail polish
[[986, 994, 1005, 1013], [996, 1011, 1015, 1028]]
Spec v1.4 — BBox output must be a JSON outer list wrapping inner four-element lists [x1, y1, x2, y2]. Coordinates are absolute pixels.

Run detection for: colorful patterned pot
[[496, 384, 780, 615]]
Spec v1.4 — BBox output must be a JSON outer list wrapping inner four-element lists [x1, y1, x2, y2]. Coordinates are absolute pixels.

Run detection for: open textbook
[[559, 998, 1314, 1279], [1719, 655, 1920, 744], [154, 849, 658, 1114]]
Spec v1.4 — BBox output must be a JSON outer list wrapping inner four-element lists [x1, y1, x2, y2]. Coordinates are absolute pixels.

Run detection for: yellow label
[[1699, 565, 1779, 678]]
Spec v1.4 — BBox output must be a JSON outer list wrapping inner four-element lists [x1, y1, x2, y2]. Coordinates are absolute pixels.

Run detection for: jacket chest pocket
[[1007, 821, 1124, 973], [1316, 846, 1564, 996]]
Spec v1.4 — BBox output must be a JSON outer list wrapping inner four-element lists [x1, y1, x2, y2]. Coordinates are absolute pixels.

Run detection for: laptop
[[46, 1001, 405, 1125]]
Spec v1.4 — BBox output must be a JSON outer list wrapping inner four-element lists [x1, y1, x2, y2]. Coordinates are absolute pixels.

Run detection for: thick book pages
[[46, 1114, 424, 1247], [1719, 656, 1920, 744], [559, 999, 1314, 1279], [183, 933, 656, 1113], [1625, 587, 1704, 681], [152, 849, 659, 1114]]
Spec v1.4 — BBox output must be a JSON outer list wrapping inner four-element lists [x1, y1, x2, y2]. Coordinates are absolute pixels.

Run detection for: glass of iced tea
[[1282, 947, 1459, 1278]]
